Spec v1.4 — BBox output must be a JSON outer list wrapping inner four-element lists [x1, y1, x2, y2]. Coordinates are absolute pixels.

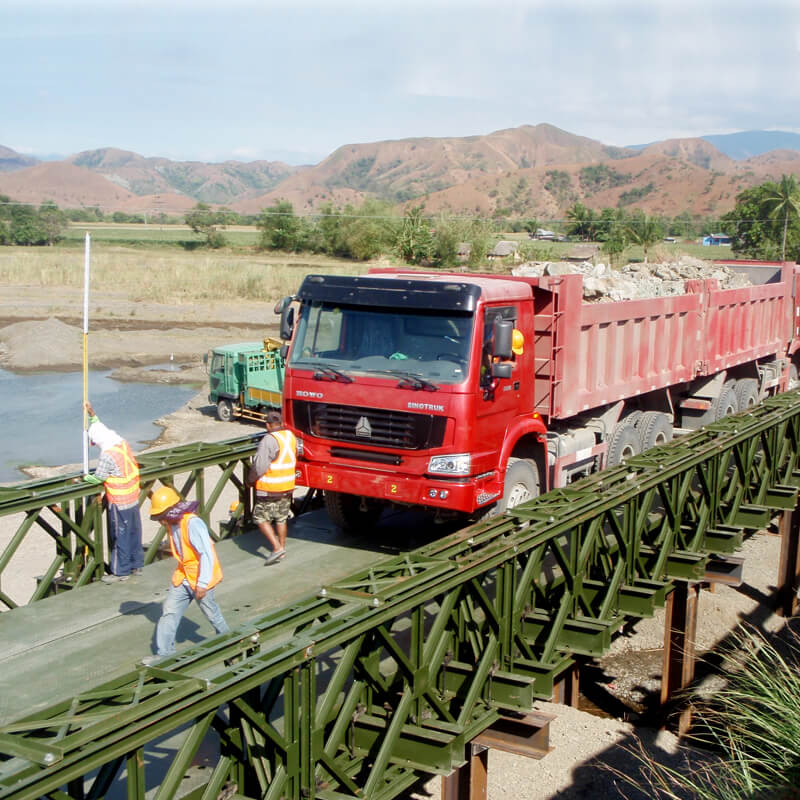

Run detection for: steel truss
[[1, 393, 800, 799], [0, 435, 261, 610]]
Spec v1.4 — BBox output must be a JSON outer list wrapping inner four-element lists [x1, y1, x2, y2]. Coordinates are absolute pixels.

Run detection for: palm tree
[[565, 202, 595, 240], [624, 214, 663, 263], [764, 174, 800, 260]]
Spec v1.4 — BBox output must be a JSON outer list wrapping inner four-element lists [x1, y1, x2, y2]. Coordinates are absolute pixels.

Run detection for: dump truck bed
[[532, 263, 796, 419]]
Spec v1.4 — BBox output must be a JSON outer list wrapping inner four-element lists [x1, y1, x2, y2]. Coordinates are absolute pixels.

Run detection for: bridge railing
[[0, 434, 262, 610], [1, 392, 799, 800]]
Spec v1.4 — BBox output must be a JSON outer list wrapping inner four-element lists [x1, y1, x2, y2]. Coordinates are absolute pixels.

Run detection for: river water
[[0, 368, 199, 484]]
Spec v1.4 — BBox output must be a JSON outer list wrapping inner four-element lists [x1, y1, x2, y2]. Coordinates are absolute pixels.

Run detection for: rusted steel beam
[[661, 582, 699, 735]]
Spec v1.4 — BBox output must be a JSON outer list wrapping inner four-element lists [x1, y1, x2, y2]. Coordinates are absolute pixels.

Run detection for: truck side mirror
[[202, 352, 208, 364], [491, 361, 513, 380], [276, 296, 296, 342], [493, 318, 513, 359]]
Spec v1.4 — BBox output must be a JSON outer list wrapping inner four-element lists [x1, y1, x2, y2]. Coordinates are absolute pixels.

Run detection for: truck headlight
[[296, 437, 304, 457], [427, 454, 471, 476]]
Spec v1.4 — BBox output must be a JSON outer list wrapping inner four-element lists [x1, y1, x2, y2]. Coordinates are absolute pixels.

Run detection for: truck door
[[477, 305, 523, 453]]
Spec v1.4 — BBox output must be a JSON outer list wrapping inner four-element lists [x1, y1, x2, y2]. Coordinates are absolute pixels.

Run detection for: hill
[[701, 130, 800, 160], [0, 145, 38, 173], [1, 125, 799, 220]]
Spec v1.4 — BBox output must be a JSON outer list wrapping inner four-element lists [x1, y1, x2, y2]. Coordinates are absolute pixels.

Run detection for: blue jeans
[[108, 504, 143, 576], [155, 582, 229, 656]]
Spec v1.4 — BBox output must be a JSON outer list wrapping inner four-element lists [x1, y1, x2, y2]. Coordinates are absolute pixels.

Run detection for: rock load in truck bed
[[512, 256, 752, 302]]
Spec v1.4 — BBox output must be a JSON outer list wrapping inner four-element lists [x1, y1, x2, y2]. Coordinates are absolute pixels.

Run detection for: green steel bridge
[[1, 391, 800, 800]]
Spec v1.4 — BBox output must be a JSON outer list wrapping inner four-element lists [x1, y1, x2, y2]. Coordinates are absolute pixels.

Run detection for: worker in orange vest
[[143, 486, 229, 662], [247, 410, 297, 565], [83, 401, 143, 583]]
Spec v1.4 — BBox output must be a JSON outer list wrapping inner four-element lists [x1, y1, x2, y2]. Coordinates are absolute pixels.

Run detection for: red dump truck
[[276, 260, 800, 530]]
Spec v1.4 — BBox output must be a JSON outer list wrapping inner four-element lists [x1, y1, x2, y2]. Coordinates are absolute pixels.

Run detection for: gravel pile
[[512, 256, 752, 302]]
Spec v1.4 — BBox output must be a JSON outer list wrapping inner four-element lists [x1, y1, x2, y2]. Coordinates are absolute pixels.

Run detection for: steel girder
[[1, 393, 800, 799], [0, 435, 261, 609]]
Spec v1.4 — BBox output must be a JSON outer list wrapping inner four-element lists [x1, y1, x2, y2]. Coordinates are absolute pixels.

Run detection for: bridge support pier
[[553, 661, 580, 707], [440, 712, 554, 799], [777, 504, 800, 618], [660, 581, 699, 735]]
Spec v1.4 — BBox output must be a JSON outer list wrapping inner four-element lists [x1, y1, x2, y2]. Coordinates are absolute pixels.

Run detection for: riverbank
[[0, 285, 280, 380]]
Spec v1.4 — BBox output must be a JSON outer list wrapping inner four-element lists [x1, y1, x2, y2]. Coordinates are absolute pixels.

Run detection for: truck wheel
[[636, 411, 673, 451], [217, 399, 233, 422], [734, 378, 759, 411], [501, 459, 540, 513], [606, 419, 640, 467], [713, 383, 738, 420], [789, 364, 799, 391], [324, 491, 384, 532]]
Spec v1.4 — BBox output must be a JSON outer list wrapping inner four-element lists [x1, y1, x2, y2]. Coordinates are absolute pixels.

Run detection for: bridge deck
[[0, 509, 395, 726]]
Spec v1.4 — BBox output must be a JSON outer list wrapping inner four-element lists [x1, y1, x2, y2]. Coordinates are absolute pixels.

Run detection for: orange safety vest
[[256, 429, 297, 494], [169, 513, 223, 590], [104, 441, 140, 506]]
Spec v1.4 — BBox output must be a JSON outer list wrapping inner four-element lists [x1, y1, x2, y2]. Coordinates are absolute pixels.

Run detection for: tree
[[565, 202, 596, 240], [257, 201, 301, 251], [185, 203, 226, 248], [721, 181, 800, 261], [37, 201, 68, 245], [396, 205, 433, 264], [763, 174, 800, 260], [10, 204, 49, 245], [336, 199, 397, 261], [431, 214, 461, 268], [624, 211, 663, 263]]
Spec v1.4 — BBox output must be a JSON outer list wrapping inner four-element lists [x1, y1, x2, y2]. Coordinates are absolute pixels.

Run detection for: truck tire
[[713, 383, 738, 420], [606, 419, 640, 467], [734, 378, 759, 411], [500, 459, 540, 513], [636, 411, 673, 451], [682, 382, 739, 429], [324, 491, 384, 532], [217, 399, 233, 422], [789, 364, 799, 391]]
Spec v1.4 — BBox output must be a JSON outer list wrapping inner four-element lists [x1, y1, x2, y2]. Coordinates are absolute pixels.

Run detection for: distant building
[[487, 240, 519, 260], [702, 233, 732, 246], [566, 244, 600, 263], [532, 228, 558, 241]]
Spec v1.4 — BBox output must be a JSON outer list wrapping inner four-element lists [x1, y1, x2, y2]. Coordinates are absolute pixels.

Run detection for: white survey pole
[[82, 232, 90, 473]]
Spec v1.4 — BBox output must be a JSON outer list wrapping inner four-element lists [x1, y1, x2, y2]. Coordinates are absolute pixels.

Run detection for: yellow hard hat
[[150, 486, 181, 516], [512, 329, 524, 356]]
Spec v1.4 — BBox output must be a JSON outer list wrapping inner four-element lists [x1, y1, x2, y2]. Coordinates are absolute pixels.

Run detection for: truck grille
[[292, 401, 447, 450]]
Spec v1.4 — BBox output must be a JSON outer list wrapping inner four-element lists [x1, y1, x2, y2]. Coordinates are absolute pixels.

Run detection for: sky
[[2, 0, 799, 166]]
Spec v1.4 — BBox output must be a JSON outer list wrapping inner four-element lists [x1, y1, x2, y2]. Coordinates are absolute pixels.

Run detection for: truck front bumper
[[296, 461, 503, 514]]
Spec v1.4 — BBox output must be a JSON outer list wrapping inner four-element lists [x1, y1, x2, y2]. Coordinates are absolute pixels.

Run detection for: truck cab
[[207, 341, 285, 422], [279, 273, 547, 530]]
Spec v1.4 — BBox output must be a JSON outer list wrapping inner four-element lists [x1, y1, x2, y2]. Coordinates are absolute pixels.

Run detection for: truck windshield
[[289, 302, 474, 385]]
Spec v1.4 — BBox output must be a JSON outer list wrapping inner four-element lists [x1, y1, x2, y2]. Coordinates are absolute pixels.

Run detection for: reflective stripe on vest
[[255, 429, 297, 494], [104, 441, 140, 506], [169, 513, 223, 590]]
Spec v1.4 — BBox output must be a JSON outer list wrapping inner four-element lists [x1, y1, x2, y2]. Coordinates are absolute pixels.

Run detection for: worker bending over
[[83, 401, 143, 582]]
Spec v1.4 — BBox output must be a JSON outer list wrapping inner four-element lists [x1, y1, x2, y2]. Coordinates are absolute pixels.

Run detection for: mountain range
[[1, 126, 799, 220]]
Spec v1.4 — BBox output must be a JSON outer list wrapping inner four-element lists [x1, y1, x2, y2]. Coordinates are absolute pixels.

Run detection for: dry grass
[[0, 246, 375, 304]]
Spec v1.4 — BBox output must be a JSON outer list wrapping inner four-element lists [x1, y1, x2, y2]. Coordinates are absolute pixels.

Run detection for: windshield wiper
[[377, 370, 439, 392], [312, 364, 353, 383]]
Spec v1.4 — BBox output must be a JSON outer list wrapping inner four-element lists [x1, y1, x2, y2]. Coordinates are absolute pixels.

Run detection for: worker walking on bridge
[[247, 410, 297, 565], [82, 402, 143, 583], [143, 487, 229, 662]]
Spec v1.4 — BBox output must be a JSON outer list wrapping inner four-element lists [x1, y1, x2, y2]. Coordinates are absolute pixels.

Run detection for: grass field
[[61, 223, 260, 248], [1, 223, 738, 307]]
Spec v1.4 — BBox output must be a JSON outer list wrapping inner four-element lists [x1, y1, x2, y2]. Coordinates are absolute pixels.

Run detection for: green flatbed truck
[[205, 339, 286, 422]]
